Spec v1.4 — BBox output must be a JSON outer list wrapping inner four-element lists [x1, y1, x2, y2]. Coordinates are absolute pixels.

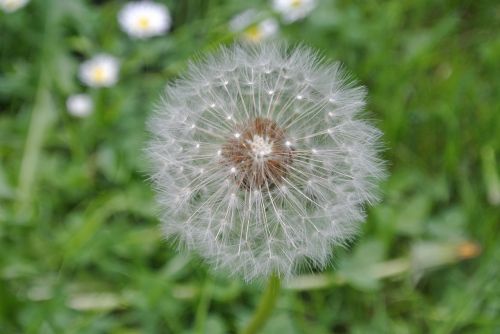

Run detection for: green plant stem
[[194, 277, 212, 334], [16, 0, 57, 216], [241, 274, 281, 334]]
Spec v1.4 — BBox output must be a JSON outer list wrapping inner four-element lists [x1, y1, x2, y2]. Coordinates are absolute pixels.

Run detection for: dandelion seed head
[[147, 43, 385, 281]]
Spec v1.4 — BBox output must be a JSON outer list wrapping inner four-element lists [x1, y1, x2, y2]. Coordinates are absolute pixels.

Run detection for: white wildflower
[[0, 0, 29, 12], [272, 0, 317, 23], [229, 10, 279, 42], [78, 54, 120, 88], [242, 19, 279, 43], [66, 94, 93, 118], [147, 43, 385, 281], [229, 9, 259, 32], [118, 1, 171, 39]]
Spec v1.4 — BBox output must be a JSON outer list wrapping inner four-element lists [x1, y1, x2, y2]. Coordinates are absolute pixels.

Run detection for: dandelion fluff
[[147, 43, 385, 281]]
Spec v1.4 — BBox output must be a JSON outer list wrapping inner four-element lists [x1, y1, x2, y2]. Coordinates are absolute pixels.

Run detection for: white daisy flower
[[272, 0, 317, 23], [0, 0, 29, 12], [147, 43, 386, 281], [229, 10, 279, 43], [242, 19, 279, 42], [118, 1, 171, 39], [229, 9, 259, 32], [78, 54, 120, 88], [66, 94, 93, 118]]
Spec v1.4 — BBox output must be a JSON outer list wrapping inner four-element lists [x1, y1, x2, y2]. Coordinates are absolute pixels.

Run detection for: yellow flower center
[[457, 242, 481, 259], [137, 16, 151, 30], [291, 0, 302, 8], [91, 67, 106, 83], [243, 25, 262, 42]]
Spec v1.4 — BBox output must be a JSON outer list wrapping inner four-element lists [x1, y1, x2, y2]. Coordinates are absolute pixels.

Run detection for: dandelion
[[147, 43, 385, 282], [118, 1, 171, 39], [272, 0, 317, 23], [229, 10, 279, 42], [66, 94, 93, 118], [0, 0, 29, 12], [78, 54, 119, 88]]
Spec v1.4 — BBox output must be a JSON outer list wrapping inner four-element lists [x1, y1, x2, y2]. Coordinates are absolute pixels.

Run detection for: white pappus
[[147, 43, 386, 282]]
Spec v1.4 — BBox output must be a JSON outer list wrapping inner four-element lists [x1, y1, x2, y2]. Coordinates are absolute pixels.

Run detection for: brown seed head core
[[221, 117, 294, 190]]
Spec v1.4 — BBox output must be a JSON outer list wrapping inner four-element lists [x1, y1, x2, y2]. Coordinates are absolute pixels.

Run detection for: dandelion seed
[[0, 0, 29, 13], [66, 94, 93, 118], [118, 1, 171, 39], [79, 54, 119, 88], [272, 0, 317, 23], [147, 43, 385, 281]]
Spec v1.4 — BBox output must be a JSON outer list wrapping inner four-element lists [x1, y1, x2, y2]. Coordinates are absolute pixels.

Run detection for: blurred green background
[[1, 0, 499, 333]]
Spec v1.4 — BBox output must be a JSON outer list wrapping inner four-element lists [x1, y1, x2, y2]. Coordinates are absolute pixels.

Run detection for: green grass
[[1, 0, 499, 333]]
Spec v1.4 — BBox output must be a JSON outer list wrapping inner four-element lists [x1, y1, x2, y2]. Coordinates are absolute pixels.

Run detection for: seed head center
[[221, 117, 295, 189], [248, 135, 273, 158]]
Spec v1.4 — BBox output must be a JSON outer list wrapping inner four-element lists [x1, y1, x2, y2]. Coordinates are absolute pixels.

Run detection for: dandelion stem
[[241, 274, 281, 334]]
